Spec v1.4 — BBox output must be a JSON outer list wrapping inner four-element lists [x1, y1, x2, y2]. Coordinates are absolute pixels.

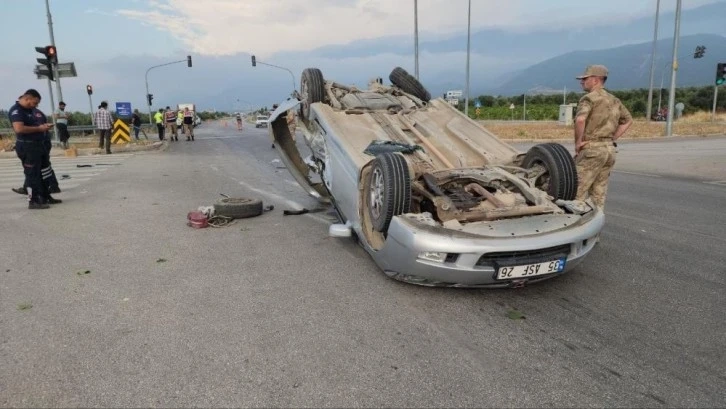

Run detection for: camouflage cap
[[576, 65, 609, 79]]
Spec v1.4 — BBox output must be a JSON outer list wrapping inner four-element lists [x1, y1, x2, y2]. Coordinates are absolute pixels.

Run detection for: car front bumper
[[368, 210, 604, 288]]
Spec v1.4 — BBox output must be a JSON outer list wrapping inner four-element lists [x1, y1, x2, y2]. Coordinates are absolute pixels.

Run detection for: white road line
[[208, 164, 330, 225], [703, 180, 726, 186], [613, 170, 662, 178]]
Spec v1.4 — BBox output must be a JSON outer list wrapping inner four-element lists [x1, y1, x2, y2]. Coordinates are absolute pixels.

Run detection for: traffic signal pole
[[144, 56, 193, 125], [712, 85, 719, 122], [46, 77, 59, 143], [45, 0, 63, 102]]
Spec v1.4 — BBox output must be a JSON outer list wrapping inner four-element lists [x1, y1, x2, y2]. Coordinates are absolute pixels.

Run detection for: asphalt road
[[1, 121, 724, 408]]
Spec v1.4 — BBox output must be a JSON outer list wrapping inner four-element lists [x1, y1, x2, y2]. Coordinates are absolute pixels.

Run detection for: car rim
[[369, 167, 384, 220]]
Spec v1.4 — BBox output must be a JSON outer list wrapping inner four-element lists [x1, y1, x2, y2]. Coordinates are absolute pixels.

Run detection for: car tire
[[300, 68, 325, 121], [368, 153, 412, 233], [522, 143, 577, 200], [214, 197, 264, 219], [389, 66, 431, 102]]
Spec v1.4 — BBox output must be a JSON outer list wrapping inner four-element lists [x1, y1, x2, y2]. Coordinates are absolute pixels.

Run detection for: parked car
[[255, 115, 269, 128], [268, 67, 603, 288]]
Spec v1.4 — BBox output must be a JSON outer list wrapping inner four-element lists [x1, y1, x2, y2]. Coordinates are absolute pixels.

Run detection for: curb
[[0, 140, 169, 159]]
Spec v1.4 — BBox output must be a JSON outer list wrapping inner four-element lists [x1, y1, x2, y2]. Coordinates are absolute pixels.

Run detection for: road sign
[[509, 103, 515, 110], [34, 62, 77, 80], [474, 101, 481, 108], [115, 102, 132, 117], [111, 119, 131, 144]]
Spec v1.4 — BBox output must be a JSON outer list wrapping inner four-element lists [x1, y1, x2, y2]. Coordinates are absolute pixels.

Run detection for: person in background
[[164, 106, 178, 141], [54, 101, 71, 149], [183, 107, 195, 141], [131, 109, 143, 140], [154, 108, 165, 140], [235, 112, 243, 131], [94, 101, 114, 154]]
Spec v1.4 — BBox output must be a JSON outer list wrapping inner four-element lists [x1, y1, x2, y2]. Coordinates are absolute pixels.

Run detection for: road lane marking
[[613, 170, 662, 178], [208, 164, 331, 225]]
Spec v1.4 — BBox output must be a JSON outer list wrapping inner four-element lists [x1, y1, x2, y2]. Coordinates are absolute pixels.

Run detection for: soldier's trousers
[[575, 142, 616, 209]]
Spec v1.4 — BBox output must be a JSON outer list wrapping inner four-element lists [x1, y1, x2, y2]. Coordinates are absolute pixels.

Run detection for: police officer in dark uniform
[[9, 89, 61, 209]]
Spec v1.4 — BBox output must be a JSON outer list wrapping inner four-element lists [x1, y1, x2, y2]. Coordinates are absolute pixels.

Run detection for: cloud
[[114, 0, 526, 58]]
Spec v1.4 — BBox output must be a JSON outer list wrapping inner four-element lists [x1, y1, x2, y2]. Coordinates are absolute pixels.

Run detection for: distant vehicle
[[255, 115, 269, 128]]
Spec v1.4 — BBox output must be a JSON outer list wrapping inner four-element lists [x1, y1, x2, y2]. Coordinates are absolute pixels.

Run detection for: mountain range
[[32, 2, 726, 112]]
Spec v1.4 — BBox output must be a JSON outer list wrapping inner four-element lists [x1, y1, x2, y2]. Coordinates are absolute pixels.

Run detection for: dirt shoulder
[[481, 119, 726, 141]]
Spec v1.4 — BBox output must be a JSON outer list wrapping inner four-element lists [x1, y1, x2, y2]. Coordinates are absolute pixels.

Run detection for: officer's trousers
[[15, 140, 48, 203]]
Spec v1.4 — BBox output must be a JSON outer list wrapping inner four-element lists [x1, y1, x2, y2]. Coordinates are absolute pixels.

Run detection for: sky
[[0, 0, 721, 113]]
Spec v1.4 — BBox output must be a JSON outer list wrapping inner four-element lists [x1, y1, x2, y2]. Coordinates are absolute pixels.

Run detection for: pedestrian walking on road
[[574, 65, 632, 209], [164, 106, 178, 141], [8, 89, 62, 209], [235, 112, 243, 131], [154, 108, 165, 140], [94, 101, 114, 154], [54, 101, 71, 149]]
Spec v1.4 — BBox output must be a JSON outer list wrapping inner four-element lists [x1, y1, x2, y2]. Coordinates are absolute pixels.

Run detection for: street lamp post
[[250, 55, 297, 95], [144, 56, 193, 125], [646, 0, 661, 122], [464, 0, 471, 117], [665, 0, 682, 137], [414, 0, 419, 79]]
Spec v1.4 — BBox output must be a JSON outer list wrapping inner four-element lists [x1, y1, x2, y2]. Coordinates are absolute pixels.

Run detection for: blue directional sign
[[474, 100, 481, 108], [115, 102, 132, 117]]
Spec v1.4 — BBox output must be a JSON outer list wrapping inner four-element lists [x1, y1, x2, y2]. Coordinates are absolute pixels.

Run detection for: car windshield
[[257, 116, 268, 120]]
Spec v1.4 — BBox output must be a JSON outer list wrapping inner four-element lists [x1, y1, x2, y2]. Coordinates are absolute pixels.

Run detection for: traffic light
[[693, 45, 706, 59], [251, 55, 256, 67], [46, 45, 57, 64], [716, 63, 726, 86], [86, 85, 93, 95], [35, 45, 57, 81], [187, 55, 192, 67], [147, 93, 154, 105]]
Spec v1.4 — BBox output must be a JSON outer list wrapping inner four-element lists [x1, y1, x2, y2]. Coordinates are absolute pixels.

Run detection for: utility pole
[[45, 0, 63, 103], [464, 0, 471, 117], [646, 0, 660, 122], [414, 0, 419, 79], [665, 0, 681, 137]]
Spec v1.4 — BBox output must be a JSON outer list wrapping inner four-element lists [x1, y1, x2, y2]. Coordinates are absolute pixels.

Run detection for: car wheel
[[300, 68, 325, 121], [214, 197, 264, 219], [389, 66, 431, 102], [368, 153, 412, 233], [522, 143, 577, 200]]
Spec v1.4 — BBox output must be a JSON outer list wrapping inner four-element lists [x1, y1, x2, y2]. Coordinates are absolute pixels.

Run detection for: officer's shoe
[[47, 196, 63, 204], [49, 185, 61, 194], [28, 201, 50, 210], [12, 187, 28, 195]]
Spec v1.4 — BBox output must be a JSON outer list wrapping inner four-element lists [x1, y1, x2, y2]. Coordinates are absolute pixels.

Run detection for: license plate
[[496, 259, 566, 280]]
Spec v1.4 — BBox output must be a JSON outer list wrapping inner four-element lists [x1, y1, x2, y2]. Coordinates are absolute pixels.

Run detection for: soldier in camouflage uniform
[[574, 65, 633, 209]]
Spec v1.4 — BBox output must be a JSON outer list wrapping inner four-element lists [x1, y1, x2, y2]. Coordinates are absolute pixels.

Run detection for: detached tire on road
[[215, 198, 264, 219], [389, 66, 431, 102], [368, 153, 412, 233], [522, 143, 577, 201], [300, 68, 325, 121]]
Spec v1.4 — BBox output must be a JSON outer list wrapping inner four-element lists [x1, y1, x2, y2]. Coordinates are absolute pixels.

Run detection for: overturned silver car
[[269, 67, 603, 288]]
